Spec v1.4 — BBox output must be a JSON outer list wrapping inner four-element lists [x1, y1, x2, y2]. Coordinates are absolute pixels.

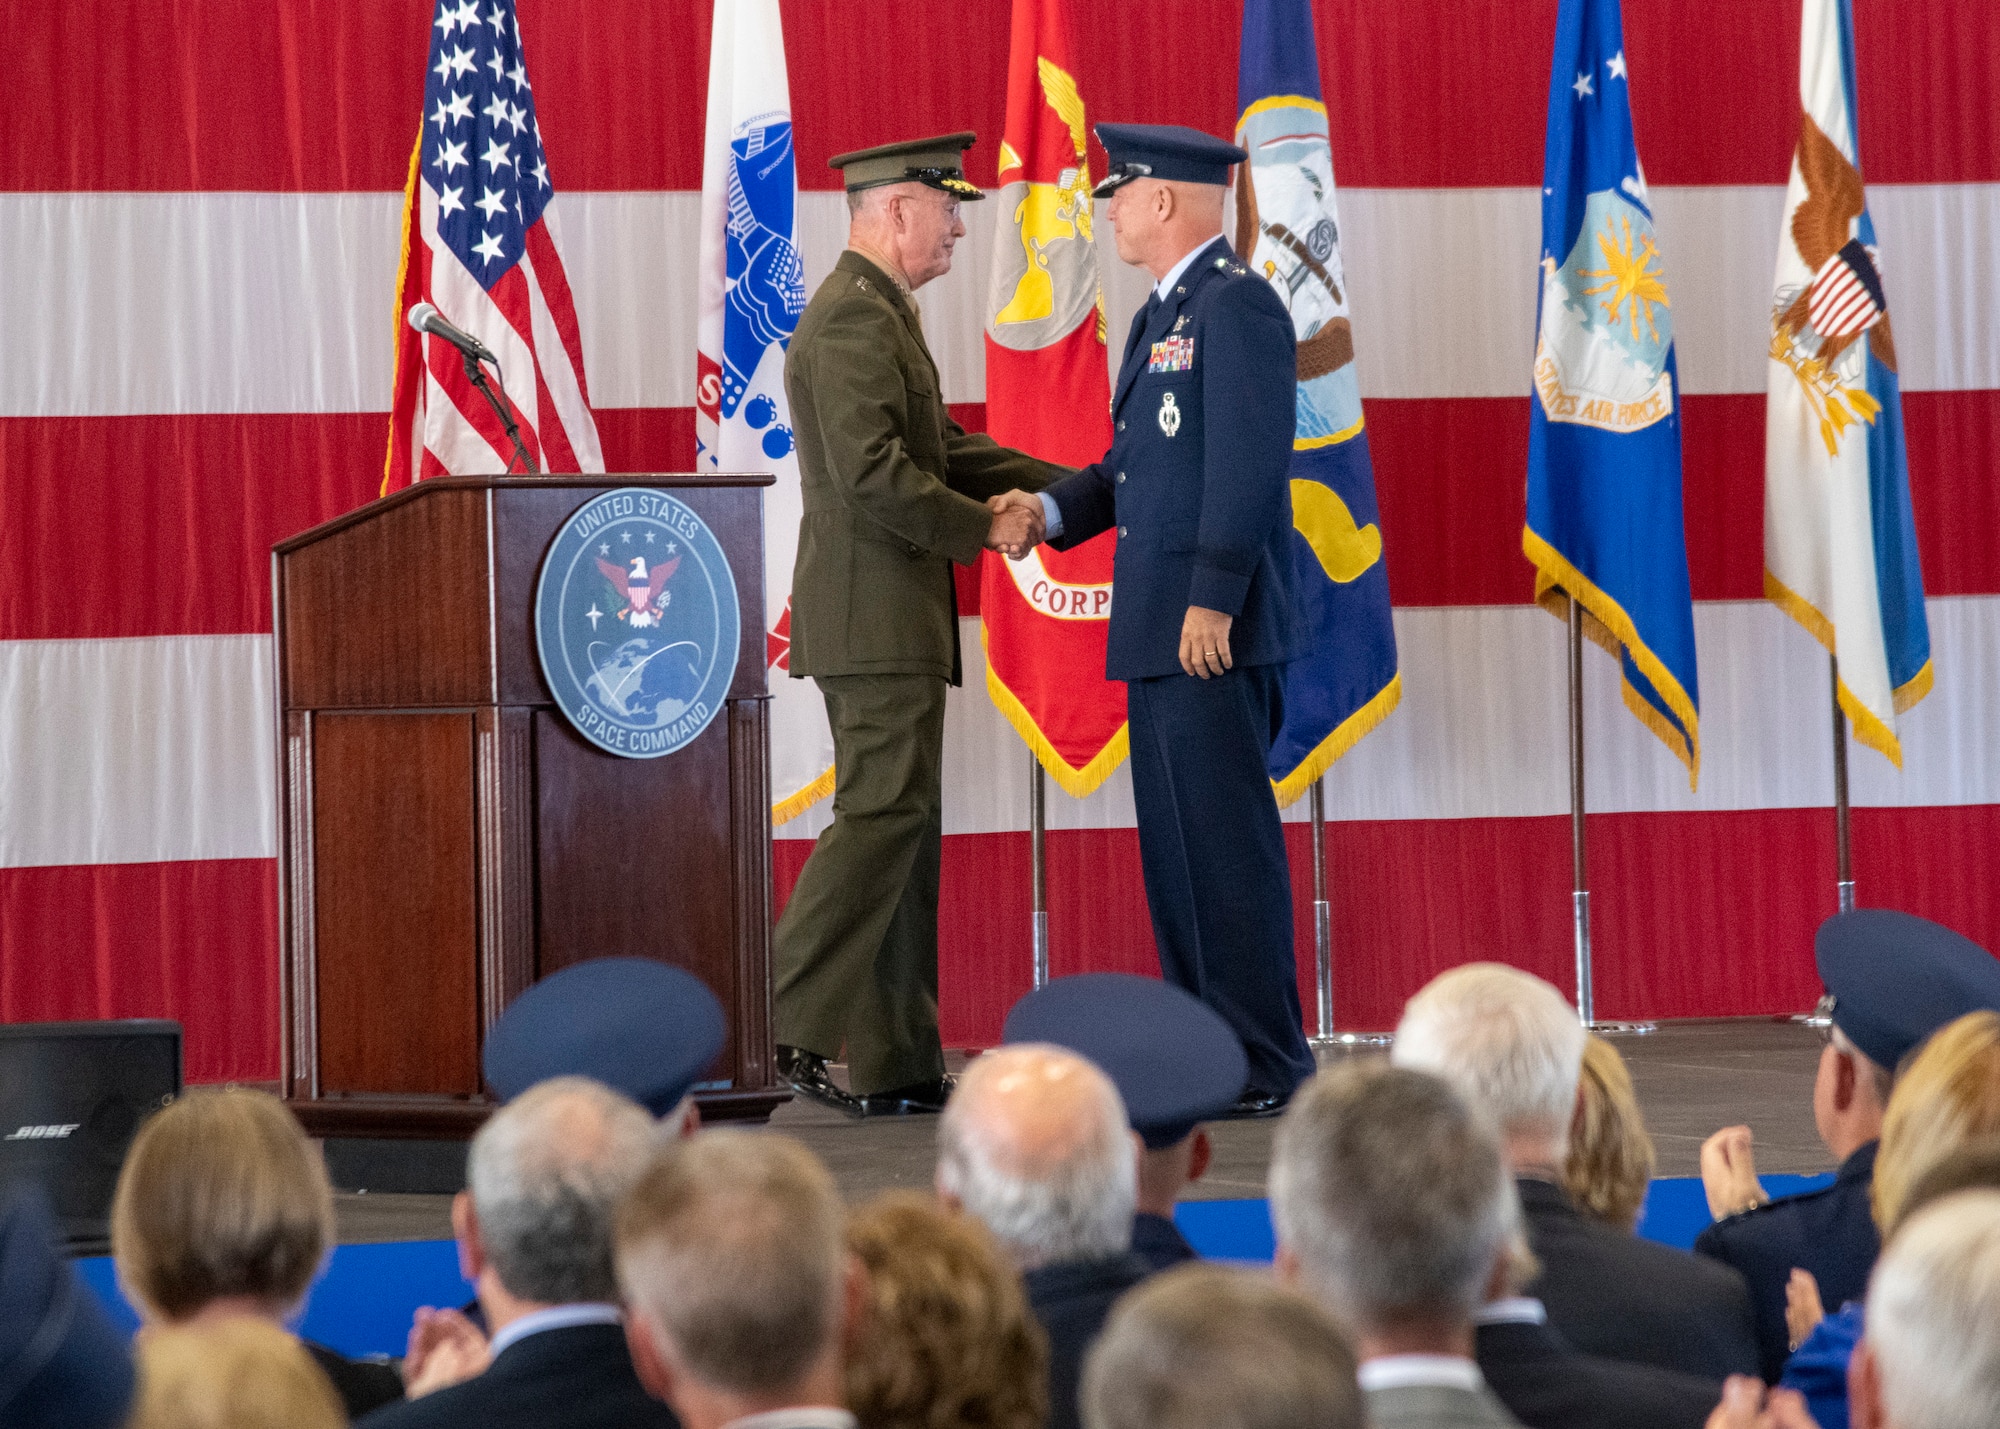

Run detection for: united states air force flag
[[693, 0, 832, 822], [1764, 0, 1931, 766], [1524, 0, 1701, 784], [1235, 0, 1399, 805]]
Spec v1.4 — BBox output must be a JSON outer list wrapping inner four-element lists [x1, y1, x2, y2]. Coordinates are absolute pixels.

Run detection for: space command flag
[[980, 0, 1124, 796], [1764, 0, 1932, 765], [693, 0, 830, 822], [1523, 0, 1701, 784], [1235, 0, 1400, 804]]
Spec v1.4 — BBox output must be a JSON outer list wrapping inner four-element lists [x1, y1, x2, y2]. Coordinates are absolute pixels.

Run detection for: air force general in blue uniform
[[1037, 125, 1314, 1106]]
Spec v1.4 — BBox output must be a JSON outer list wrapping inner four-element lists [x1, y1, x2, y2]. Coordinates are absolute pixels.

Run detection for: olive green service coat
[[775, 249, 1063, 1096], [785, 250, 1062, 685]]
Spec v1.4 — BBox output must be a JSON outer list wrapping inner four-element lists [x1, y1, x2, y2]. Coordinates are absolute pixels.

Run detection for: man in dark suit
[[1393, 963, 1760, 1382], [616, 1132, 860, 1429], [937, 1044, 1153, 1429], [775, 132, 1064, 1118], [1694, 911, 2000, 1381], [360, 1078, 671, 1429], [1475, 1292, 1721, 1429], [998, 123, 1314, 1112], [1001, 972, 1247, 1272]]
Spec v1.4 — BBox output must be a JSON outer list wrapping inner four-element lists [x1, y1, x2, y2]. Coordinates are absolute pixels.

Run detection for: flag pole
[[1030, 754, 1049, 989], [1305, 775, 1389, 1052], [1570, 594, 1654, 1036], [1831, 655, 1855, 913]]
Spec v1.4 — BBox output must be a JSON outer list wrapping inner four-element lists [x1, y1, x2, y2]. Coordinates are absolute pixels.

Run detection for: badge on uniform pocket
[[1148, 336, 1194, 373], [1158, 391, 1181, 437]]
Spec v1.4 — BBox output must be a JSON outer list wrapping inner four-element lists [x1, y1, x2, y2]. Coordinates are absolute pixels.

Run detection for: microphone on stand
[[407, 301, 500, 365], [406, 303, 537, 475]]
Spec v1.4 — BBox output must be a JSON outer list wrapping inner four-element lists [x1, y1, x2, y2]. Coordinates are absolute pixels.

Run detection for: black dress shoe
[[776, 1045, 865, 1119], [1224, 1088, 1290, 1119], [860, 1073, 957, 1117]]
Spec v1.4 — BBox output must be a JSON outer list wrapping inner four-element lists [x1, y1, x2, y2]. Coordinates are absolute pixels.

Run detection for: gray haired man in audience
[[615, 1130, 861, 1429], [1081, 1263, 1364, 1429], [1392, 963, 1759, 1382], [360, 1076, 669, 1429], [936, 1044, 1150, 1429], [1269, 1060, 1525, 1429]]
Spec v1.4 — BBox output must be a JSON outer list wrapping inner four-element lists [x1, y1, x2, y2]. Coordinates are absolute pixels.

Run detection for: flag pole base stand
[[1585, 1020, 1657, 1036], [1309, 1031, 1393, 1052]]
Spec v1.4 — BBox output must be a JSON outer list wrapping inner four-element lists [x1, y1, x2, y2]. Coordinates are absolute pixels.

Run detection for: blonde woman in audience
[[111, 1087, 403, 1419], [1564, 1034, 1657, 1234], [128, 1316, 347, 1429], [1781, 1009, 2000, 1428], [844, 1191, 1048, 1429]]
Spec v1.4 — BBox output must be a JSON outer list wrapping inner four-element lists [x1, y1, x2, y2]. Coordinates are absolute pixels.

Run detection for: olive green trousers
[[773, 672, 948, 1095]]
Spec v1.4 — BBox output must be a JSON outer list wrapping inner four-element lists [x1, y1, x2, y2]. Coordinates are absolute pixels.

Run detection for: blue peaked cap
[[483, 958, 726, 1116], [1817, 910, 2000, 1072], [1094, 124, 1247, 196], [0, 1186, 135, 1429], [1004, 973, 1246, 1148]]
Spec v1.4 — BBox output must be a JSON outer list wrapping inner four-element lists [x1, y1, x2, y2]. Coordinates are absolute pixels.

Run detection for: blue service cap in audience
[[1003, 973, 1247, 1148], [1093, 123, 1247, 196], [0, 1185, 134, 1429], [483, 957, 726, 1116], [1817, 909, 2000, 1071]]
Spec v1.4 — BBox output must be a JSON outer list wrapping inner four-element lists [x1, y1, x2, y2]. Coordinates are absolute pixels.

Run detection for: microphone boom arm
[[462, 351, 537, 475]]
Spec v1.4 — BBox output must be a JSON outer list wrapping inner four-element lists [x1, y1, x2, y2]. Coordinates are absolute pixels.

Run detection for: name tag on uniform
[[1148, 336, 1194, 373]]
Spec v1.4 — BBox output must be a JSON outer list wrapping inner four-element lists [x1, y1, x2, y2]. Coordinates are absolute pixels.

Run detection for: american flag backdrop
[[384, 0, 603, 485], [3, 1, 1998, 1084]]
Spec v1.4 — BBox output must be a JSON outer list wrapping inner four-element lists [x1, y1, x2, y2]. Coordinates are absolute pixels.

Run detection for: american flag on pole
[[384, 0, 604, 489]]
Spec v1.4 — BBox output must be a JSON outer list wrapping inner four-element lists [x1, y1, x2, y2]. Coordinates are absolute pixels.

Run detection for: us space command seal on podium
[[535, 489, 741, 758]]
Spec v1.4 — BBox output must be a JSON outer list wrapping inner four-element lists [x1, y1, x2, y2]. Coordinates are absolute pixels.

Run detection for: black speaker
[[0, 1020, 181, 1251]]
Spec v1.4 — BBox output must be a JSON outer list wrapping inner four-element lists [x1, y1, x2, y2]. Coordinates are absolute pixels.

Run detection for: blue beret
[[0, 1186, 134, 1429], [483, 958, 726, 1116], [1094, 123, 1247, 196], [1004, 973, 1246, 1148], [1817, 910, 2000, 1072]]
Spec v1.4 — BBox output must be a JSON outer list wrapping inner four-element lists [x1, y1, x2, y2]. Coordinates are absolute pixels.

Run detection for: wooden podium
[[272, 476, 785, 1136]]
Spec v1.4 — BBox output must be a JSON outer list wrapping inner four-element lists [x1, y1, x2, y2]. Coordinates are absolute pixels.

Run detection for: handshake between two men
[[975, 488, 1236, 681]]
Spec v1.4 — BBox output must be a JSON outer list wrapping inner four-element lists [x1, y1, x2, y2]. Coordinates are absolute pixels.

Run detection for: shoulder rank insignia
[[1148, 336, 1194, 373], [1158, 390, 1182, 437]]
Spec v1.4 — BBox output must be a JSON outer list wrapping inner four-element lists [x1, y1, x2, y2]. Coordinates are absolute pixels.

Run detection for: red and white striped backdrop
[[4, 1, 1996, 1081]]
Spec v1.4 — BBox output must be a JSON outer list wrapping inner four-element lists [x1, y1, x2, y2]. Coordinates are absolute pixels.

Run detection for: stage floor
[[330, 1015, 1830, 1245]]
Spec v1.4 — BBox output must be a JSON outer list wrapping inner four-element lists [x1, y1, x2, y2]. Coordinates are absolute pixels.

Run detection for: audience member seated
[[1780, 1011, 2000, 1429], [1475, 1232, 1725, 1429], [360, 1076, 666, 1429], [128, 1316, 346, 1429], [844, 1190, 1046, 1429], [1695, 912, 2000, 1381], [1393, 964, 1758, 1380], [1080, 1263, 1363, 1429], [1851, 1189, 2000, 1429], [110, 1086, 404, 1419], [0, 1184, 134, 1429], [937, 1044, 1150, 1429], [615, 1130, 860, 1429], [1269, 1059, 1525, 1429], [1564, 1034, 1654, 1233], [1002, 973, 1247, 1272]]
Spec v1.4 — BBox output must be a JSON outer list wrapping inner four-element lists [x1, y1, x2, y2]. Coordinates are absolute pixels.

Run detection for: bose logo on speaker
[[3, 1123, 81, 1141]]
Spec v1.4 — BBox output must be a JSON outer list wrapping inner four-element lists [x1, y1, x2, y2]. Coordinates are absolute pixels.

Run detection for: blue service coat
[[1044, 237, 1306, 680]]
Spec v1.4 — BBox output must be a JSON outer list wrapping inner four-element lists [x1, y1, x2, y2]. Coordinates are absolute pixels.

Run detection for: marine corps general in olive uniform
[[774, 134, 1064, 1116]]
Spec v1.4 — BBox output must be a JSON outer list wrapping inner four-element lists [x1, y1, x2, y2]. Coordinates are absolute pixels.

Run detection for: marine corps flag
[[1764, 0, 1932, 765], [1235, 0, 1400, 804], [980, 0, 1123, 796], [1524, 0, 1702, 783], [693, 0, 830, 821]]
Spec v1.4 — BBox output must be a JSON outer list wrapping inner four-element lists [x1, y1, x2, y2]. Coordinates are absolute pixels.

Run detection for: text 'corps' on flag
[[693, 0, 830, 821], [1763, 0, 1932, 765], [1235, 0, 1400, 804], [1523, 0, 1701, 784], [385, 0, 603, 488], [980, 0, 1124, 797]]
